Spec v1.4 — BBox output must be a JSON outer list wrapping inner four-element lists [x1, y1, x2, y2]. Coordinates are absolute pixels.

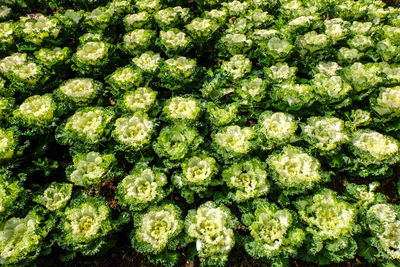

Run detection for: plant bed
[[0, 0, 400, 267]]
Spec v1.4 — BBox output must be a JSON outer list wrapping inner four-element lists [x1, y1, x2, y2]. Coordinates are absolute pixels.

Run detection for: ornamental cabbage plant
[[242, 201, 305, 265], [222, 158, 269, 202], [56, 107, 114, 146], [118, 87, 157, 113], [153, 123, 202, 163], [267, 146, 328, 195], [302, 116, 349, 152], [256, 111, 298, 150], [72, 39, 114, 75], [0, 208, 53, 265], [54, 78, 103, 108], [131, 203, 183, 257], [364, 203, 400, 264], [12, 94, 57, 129], [34, 182, 73, 211], [348, 130, 400, 176], [106, 65, 142, 92], [185, 201, 237, 266], [56, 192, 126, 256], [112, 112, 154, 152], [295, 189, 359, 264], [116, 162, 167, 211], [163, 96, 201, 122], [66, 151, 116, 187], [213, 125, 255, 160], [172, 153, 218, 203]]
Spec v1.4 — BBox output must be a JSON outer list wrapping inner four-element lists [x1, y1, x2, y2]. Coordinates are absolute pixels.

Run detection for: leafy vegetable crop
[[0, 0, 400, 266]]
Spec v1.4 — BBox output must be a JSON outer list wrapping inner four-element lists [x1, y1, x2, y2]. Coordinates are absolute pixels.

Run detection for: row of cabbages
[[2, 176, 400, 266], [0, 0, 400, 266]]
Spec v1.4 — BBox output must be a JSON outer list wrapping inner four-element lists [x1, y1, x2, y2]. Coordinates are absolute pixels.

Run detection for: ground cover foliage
[[0, 0, 400, 266]]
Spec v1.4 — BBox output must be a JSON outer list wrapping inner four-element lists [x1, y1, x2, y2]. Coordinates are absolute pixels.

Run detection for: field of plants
[[0, 0, 400, 266]]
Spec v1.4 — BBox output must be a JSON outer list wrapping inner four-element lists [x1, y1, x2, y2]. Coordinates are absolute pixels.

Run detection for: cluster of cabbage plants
[[0, 0, 400, 266]]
